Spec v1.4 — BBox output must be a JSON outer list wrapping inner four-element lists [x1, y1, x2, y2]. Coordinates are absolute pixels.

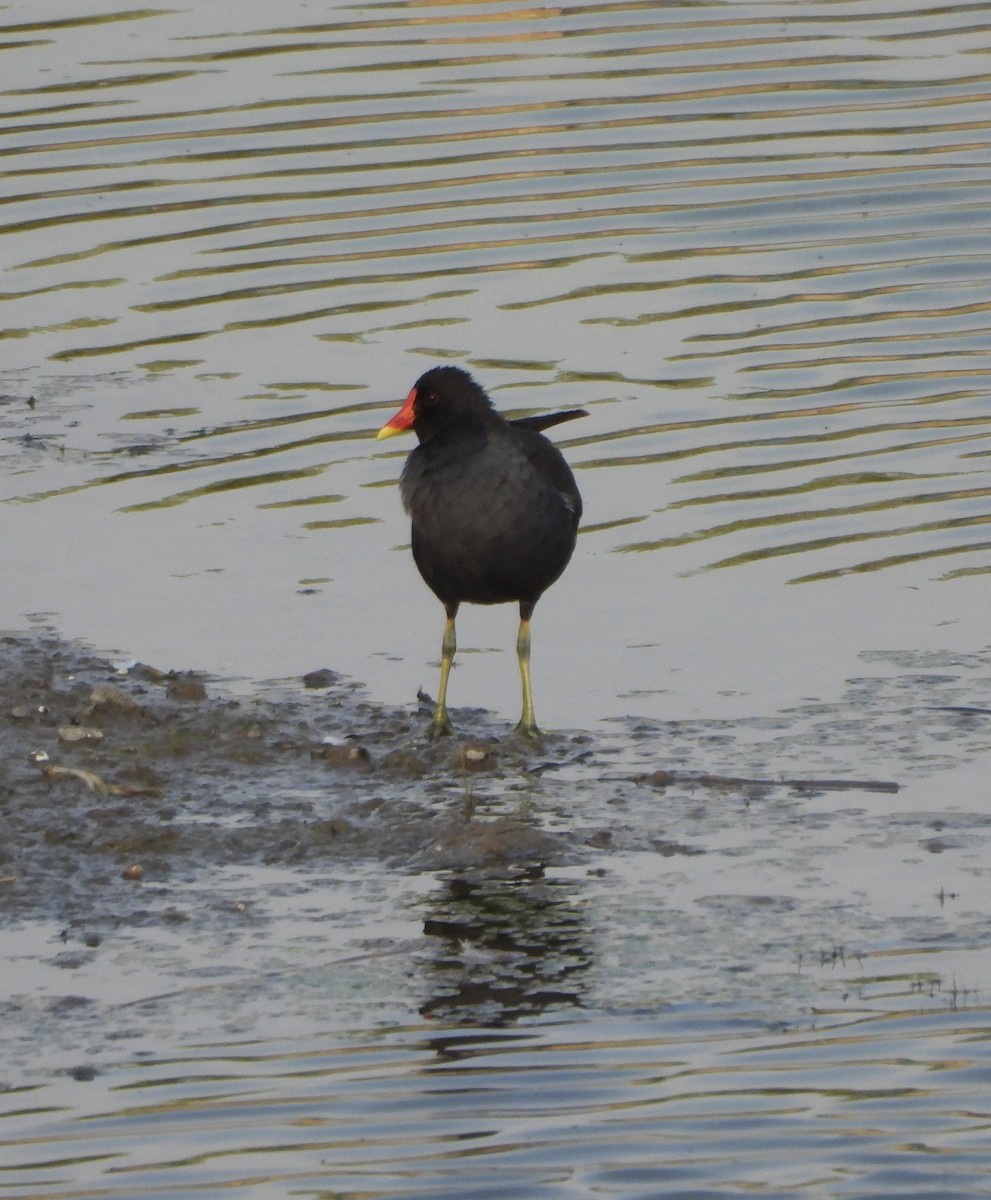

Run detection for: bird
[[376, 365, 586, 738]]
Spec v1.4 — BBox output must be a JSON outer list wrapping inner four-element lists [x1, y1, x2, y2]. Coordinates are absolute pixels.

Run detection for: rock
[[58, 726, 104, 745]]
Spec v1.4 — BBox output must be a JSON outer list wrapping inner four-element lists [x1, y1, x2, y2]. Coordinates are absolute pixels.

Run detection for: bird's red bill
[[376, 387, 417, 440]]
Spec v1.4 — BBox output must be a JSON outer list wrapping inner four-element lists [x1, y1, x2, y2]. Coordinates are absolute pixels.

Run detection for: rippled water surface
[[5, 1008, 991, 1199], [2, 2, 991, 1196], [2, 0, 990, 724]]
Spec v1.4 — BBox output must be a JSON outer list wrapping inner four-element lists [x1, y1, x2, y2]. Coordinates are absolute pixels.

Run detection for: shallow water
[[5, 1009, 991, 1199], [2, 1, 991, 1196]]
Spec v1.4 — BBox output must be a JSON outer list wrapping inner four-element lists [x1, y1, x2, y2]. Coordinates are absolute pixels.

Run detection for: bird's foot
[[426, 715, 455, 739], [512, 719, 543, 741]]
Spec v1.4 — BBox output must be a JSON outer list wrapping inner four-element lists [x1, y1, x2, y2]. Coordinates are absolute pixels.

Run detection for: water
[[2, 1, 991, 1195], [2, 0, 989, 726], [4, 1011, 991, 1198]]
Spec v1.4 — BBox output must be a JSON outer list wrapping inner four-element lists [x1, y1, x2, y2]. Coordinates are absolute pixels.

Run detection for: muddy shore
[[0, 632, 601, 931], [5, 630, 988, 941], [3, 631, 989, 1083]]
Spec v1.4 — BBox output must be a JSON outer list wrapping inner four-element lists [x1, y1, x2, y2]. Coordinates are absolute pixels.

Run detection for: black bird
[[377, 365, 585, 737]]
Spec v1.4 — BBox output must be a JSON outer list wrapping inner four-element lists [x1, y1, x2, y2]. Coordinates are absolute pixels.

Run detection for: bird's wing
[[509, 427, 584, 528]]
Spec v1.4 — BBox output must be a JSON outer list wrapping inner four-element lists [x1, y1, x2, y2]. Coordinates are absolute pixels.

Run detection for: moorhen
[[377, 366, 585, 737]]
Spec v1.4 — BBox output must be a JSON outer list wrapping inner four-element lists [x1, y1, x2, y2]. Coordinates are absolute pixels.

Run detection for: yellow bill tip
[[375, 422, 407, 440]]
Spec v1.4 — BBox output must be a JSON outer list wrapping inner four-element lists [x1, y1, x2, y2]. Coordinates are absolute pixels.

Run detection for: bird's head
[[376, 366, 494, 444]]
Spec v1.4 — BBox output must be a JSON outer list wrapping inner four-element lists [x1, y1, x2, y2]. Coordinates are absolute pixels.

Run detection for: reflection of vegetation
[[118, 464, 326, 511], [121, 406, 200, 419], [792, 534, 991, 584], [419, 870, 590, 1026], [10, 402, 381, 507], [703, 512, 991, 574], [257, 492, 344, 509], [303, 516, 380, 529], [618, 474, 991, 582]]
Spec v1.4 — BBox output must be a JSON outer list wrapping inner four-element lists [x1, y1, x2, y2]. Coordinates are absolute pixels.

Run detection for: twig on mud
[[39, 763, 161, 797], [41, 763, 110, 794], [634, 769, 900, 795]]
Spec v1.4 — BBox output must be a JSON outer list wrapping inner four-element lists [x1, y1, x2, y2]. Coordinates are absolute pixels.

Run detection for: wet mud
[[4, 632, 990, 934], [3, 631, 991, 1076], [0, 632, 594, 933]]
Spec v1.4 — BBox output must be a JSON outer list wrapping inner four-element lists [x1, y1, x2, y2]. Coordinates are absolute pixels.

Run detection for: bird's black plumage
[[377, 365, 585, 736]]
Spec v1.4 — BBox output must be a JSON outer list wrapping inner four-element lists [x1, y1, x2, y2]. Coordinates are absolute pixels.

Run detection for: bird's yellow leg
[[429, 609, 457, 737], [514, 613, 540, 738]]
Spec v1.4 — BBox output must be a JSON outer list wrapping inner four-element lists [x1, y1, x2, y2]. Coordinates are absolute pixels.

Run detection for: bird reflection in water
[[418, 868, 590, 1026]]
